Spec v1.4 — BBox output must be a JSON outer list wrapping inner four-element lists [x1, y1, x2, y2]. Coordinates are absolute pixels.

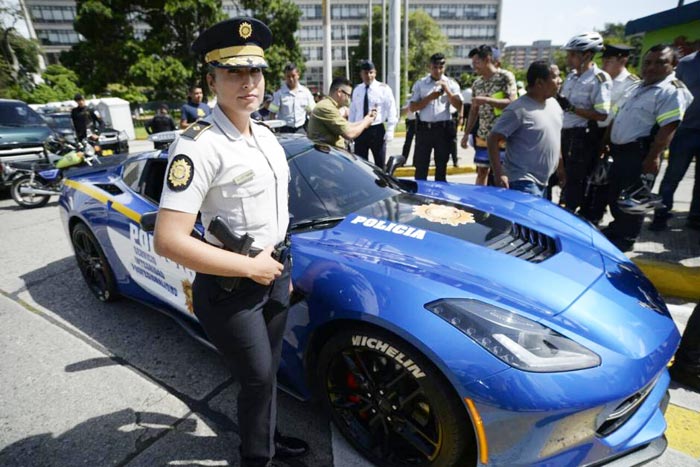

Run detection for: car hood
[[0, 125, 52, 147], [301, 190, 604, 318]]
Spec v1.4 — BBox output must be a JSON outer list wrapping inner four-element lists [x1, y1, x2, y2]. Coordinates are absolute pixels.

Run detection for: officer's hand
[[642, 156, 660, 175], [384, 131, 394, 142], [366, 108, 378, 121], [249, 246, 283, 286], [497, 175, 509, 189], [555, 94, 574, 112]]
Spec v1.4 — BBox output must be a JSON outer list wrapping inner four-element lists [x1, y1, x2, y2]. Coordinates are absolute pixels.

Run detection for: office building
[[503, 40, 560, 70]]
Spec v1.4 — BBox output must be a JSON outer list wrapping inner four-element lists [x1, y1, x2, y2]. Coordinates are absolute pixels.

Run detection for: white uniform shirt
[[409, 74, 462, 122], [159, 105, 290, 249], [561, 63, 612, 128], [600, 68, 640, 127], [348, 80, 398, 136], [270, 83, 315, 128], [611, 73, 694, 145]]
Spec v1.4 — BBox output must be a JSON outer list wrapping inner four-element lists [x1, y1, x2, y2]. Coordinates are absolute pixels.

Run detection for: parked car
[[58, 134, 680, 467], [42, 111, 129, 156], [0, 99, 53, 186]]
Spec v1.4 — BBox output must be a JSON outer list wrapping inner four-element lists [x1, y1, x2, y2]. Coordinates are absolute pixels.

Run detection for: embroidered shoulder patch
[[595, 72, 609, 83], [167, 154, 194, 191], [182, 120, 212, 140]]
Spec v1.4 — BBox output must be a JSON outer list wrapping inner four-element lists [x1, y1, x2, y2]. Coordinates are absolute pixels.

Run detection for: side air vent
[[486, 223, 557, 263], [596, 376, 657, 437], [95, 184, 123, 195]]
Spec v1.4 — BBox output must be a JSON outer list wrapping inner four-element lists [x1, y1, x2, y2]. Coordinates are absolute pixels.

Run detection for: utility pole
[[322, 0, 332, 94], [382, 0, 386, 82], [368, 0, 372, 63], [403, 0, 408, 100], [387, 0, 400, 107]]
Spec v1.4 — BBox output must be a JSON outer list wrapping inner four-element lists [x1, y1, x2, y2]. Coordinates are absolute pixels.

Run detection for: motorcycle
[[6, 141, 100, 208]]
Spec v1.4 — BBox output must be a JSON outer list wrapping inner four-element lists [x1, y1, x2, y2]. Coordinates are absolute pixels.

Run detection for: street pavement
[[0, 136, 697, 466]]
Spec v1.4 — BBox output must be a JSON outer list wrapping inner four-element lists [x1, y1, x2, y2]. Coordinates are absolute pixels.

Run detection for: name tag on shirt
[[234, 169, 255, 185]]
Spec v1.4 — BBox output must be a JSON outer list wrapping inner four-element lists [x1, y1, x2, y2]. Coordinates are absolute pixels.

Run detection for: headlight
[[119, 130, 128, 140], [426, 299, 600, 372]]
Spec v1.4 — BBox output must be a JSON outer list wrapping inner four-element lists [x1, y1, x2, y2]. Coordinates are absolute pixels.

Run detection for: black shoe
[[669, 365, 700, 392], [686, 217, 700, 231], [275, 432, 309, 458], [648, 218, 668, 231]]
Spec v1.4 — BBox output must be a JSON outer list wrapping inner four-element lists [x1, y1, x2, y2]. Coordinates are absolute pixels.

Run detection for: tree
[[239, 0, 304, 93], [129, 54, 189, 100], [1, 1, 40, 98], [137, 0, 225, 90], [354, 8, 449, 97], [61, 0, 143, 94], [24, 64, 82, 103], [595, 22, 642, 74], [105, 83, 147, 104]]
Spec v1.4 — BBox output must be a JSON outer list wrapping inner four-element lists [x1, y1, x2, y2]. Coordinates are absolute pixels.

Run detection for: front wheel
[[71, 223, 119, 302], [316, 328, 476, 467], [10, 176, 51, 208]]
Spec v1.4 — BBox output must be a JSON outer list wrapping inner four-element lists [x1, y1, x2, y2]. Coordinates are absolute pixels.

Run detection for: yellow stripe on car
[[64, 179, 142, 223]]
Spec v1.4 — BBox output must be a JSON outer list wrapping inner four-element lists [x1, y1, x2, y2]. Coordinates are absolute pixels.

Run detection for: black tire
[[71, 222, 119, 302], [316, 327, 476, 467], [10, 176, 51, 208]]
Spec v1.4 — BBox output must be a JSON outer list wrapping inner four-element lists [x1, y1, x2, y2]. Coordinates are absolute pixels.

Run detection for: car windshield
[[288, 146, 402, 227], [45, 114, 74, 131], [0, 102, 46, 127]]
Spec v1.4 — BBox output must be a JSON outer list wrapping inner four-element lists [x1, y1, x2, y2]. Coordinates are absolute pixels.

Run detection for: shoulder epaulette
[[253, 119, 273, 131], [182, 120, 212, 140], [628, 74, 640, 82], [671, 79, 687, 89], [595, 72, 609, 83]]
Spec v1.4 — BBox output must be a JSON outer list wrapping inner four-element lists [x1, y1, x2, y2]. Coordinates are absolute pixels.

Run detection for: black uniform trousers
[[192, 258, 291, 461], [414, 120, 454, 182], [605, 141, 651, 244], [401, 118, 416, 162], [561, 126, 602, 218], [354, 123, 386, 169], [675, 302, 700, 372]]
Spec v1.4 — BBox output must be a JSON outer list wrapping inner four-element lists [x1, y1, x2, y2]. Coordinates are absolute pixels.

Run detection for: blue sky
[[500, 0, 699, 46]]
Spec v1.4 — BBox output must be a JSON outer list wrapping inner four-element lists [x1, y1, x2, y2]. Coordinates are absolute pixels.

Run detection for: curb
[[394, 165, 476, 177], [633, 259, 700, 301]]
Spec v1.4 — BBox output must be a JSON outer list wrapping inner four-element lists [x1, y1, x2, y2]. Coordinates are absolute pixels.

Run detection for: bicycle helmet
[[617, 174, 665, 215], [588, 155, 613, 186], [563, 32, 604, 53]]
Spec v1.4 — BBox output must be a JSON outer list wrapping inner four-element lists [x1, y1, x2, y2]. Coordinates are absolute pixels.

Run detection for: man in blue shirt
[[180, 85, 211, 129]]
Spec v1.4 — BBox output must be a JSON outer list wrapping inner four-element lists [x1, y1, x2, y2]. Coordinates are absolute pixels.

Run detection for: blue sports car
[[59, 133, 680, 467]]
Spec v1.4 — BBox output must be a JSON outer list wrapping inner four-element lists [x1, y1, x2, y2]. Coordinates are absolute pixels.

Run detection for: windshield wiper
[[290, 216, 345, 230]]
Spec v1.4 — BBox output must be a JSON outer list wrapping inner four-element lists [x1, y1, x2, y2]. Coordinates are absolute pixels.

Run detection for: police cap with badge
[[602, 44, 634, 59], [166, 17, 273, 192], [359, 59, 376, 71]]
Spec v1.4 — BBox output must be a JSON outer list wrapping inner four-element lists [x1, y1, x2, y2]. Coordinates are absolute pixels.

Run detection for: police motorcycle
[[7, 138, 101, 208]]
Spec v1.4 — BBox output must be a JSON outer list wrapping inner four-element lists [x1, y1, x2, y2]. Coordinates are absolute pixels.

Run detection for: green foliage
[[105, 83, 148, 104], [129, 55, 189, 100], [238, 0, 304, 93], [595, 22, 642, 74], [1, 26, 41, 97], [22, 64, 83, 103], [139, 0, 225, 90]]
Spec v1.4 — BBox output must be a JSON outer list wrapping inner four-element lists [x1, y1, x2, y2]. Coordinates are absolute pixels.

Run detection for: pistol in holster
[[208, 216, 254, 292]]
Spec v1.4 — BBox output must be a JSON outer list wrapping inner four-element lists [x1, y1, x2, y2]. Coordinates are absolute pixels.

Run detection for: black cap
[[359, 60, 375, 71], [602, 44, 634, 58], [74, 93, 84, 101], [192, 17, 272, 68]]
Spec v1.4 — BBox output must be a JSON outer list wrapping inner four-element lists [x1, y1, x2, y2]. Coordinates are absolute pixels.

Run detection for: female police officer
[[153, 18, 308, 467]]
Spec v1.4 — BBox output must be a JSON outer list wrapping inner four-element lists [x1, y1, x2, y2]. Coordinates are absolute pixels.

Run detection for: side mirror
[[385, 155, 406, 176], [140, 211, 158, 232]]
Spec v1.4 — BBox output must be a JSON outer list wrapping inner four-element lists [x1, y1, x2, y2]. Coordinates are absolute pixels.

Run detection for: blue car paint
[[59, 140, 681, 467]]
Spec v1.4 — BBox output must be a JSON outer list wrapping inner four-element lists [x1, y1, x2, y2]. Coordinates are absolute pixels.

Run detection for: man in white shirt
[[348, 60, 398, 169], [270, 63, 315, 134]]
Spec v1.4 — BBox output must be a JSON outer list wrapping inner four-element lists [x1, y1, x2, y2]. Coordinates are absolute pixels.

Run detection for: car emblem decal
[[239, 21, 252, 39], [167, 154, 194, 191], [182, 279, 194, 314], [413, 203, 474, 226]]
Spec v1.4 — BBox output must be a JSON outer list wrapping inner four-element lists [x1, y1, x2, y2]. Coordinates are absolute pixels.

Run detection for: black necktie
[[363, 84, 369, 115]]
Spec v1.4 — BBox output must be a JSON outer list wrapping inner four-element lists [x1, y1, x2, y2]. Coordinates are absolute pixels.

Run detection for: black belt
[[562, 127, 590, 135], [417, 120, 453, 129], [611, 139, 650, 153]]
